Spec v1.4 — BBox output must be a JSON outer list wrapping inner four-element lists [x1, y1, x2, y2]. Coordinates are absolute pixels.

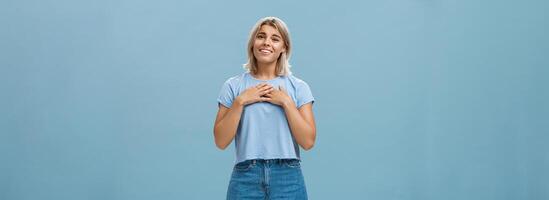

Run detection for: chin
[[254, 56, 277, 64]]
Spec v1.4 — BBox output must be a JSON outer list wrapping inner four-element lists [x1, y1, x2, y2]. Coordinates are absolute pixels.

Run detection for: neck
[[253, 61, 277, 80]]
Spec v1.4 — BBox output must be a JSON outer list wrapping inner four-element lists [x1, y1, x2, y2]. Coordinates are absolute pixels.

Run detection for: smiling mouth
[[259, 49, 272, 53]]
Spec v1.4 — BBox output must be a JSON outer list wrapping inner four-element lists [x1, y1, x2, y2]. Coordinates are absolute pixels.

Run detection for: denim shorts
[[226, 159, 308, 200]]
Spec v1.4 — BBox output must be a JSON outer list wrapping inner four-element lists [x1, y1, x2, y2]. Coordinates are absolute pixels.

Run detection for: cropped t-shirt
[[217, 72, 315, 164]]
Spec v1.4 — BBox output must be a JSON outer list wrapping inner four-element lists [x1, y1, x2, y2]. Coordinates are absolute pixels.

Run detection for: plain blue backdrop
[[1, 0, 548, 199]]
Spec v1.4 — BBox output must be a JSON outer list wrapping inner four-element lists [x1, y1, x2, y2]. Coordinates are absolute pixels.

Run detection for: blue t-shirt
[[217, 72, 315, 164]]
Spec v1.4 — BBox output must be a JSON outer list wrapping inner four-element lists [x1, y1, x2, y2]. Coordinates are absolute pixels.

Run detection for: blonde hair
[[243, 16, 292, 76]]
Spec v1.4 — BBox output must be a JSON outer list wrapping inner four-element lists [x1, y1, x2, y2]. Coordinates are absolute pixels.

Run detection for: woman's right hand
[[234, 83, 274, 106]]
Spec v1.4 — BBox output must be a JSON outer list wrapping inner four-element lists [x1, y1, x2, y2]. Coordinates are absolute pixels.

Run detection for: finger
[[260, 97, 271, 102], [258, 87, 271, 94], [261, 88, 273, 95], [260, 85, 273, 92]]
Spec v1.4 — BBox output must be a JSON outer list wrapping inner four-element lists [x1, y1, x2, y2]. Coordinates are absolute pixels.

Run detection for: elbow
[[302, 130, 316, 151], [213, 125, 235, 150], [302, 142, 314, 151], [213, 128, 228, 150], [302, 138, 315, 151], [214, 135, 229, 150], [302, 144, 314, 151], [215, 142, 228, 150]]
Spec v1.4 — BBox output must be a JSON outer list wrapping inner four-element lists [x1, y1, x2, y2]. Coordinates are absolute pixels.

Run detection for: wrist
[[233, 98, 245, 107], [282, 99, 296, 109]]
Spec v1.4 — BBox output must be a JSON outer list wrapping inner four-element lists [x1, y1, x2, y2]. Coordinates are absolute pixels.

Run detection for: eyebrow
[[257, 32, 281, 38]]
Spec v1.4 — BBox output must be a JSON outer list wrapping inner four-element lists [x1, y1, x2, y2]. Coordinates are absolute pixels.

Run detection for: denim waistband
[[246, 158, 299, 165]]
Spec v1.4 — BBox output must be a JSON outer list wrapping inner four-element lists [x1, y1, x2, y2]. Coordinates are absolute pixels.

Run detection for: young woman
[[214, 16, 316, 200]]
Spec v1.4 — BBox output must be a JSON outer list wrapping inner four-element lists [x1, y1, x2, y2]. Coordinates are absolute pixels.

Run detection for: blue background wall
[[1, 0, 548, 199]]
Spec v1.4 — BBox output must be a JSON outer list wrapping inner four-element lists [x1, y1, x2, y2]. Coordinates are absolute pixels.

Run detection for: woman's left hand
[[263, 85, 295, 108]]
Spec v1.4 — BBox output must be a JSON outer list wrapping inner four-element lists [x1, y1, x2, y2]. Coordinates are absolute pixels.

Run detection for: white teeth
[[260, 49, 271, 53]]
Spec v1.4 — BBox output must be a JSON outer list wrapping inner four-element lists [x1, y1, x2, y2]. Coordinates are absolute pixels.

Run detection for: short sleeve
[[296, 81, 315, 108], [217, 79, 235, 108]]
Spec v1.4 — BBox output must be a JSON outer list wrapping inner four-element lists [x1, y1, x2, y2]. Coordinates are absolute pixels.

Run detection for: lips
[[259, 48, 272, 54]]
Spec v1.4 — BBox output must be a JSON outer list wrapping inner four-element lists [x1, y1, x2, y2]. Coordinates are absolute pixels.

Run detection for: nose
[[262, 38, 272, 46]]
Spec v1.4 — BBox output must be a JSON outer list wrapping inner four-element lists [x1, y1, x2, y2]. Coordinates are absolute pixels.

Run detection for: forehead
[[258, 24, 281, 36]]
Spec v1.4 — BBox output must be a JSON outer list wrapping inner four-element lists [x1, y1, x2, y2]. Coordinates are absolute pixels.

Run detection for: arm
[[213, 83, 273, 150], [213, 102, 244, 150], [264, 86, 316, 150], [282, 101, 316, 150]]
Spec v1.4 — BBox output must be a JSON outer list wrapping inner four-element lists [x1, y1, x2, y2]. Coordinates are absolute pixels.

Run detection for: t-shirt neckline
[[247, 72, 282, 82]]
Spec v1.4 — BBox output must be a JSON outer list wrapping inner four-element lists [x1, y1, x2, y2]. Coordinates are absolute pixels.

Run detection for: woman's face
[[253, 25, 286, 66]]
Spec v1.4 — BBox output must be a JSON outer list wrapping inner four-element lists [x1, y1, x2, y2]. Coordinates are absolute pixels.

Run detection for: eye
[[256, 35, 265, 39], [272, 38, 280, 42]]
